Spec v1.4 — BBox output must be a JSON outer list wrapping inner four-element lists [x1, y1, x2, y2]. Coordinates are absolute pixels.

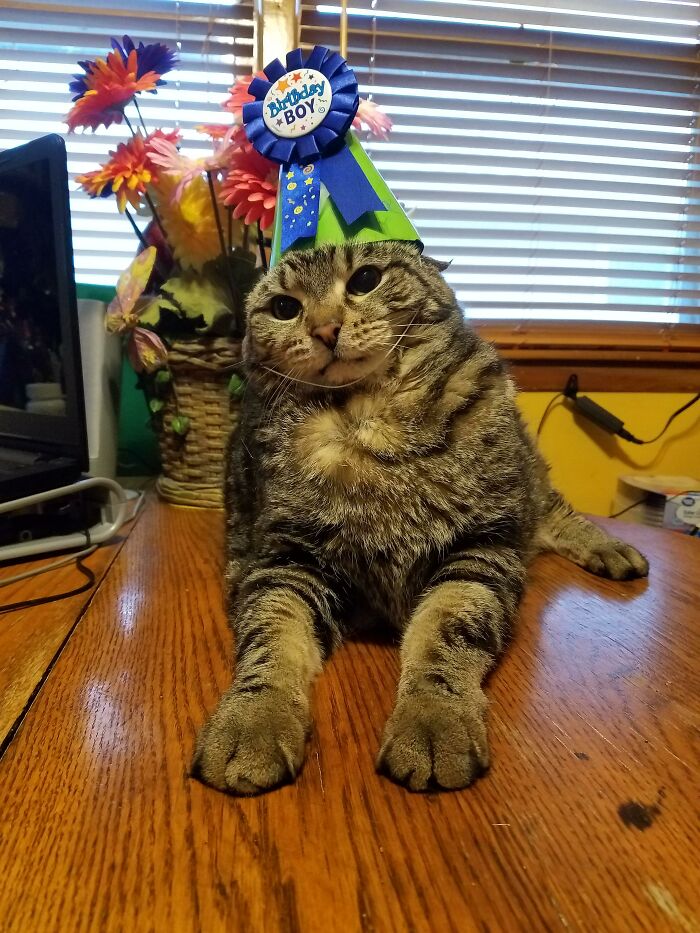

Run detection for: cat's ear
[[421, 254, 452, 273]]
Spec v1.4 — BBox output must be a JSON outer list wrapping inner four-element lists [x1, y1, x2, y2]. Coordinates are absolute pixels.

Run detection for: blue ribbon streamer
[[243, 45, 387, 252], [280, 162, 321, 253]]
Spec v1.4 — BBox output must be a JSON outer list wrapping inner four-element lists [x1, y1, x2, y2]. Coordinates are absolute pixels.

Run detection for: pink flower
[[353, 99, 393, 141], [148, 134, 237, 202], [127, 327, 168, 373]]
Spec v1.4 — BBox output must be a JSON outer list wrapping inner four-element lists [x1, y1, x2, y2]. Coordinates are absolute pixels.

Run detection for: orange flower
[[66, 48, 161, 132], [196, 123, 232, 141], [222, 71, 266, 123], [76, 134, 157, 212]]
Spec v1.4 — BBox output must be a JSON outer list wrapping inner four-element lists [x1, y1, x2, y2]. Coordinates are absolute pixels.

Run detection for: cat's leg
[[536, 489, 648, 580], [192, 563, 342, 795], [378, 540, 525, 791]]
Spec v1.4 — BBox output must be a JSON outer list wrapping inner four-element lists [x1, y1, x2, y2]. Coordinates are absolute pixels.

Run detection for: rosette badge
[[243, 45, 419, 263]]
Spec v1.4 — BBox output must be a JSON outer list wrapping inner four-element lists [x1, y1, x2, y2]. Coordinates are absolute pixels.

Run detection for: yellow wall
[[518, 392, 700, 516]]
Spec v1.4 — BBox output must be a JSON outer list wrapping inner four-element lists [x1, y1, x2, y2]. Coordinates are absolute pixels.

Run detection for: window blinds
[[301, 0, 700, 323], [0, 0, 254, 285]]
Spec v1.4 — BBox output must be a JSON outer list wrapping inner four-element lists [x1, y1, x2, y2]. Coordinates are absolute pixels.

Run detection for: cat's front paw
[[584, 539, 649, 580], [192, 688, 309, 795], [377, 687, 490, 792]]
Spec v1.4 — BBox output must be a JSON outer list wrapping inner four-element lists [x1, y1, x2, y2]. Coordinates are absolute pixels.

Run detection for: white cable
[[0, 489, 146, 590]]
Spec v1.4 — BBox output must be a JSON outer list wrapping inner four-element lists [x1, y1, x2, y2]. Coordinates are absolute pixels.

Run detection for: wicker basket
[[155, 337, 242, 508]]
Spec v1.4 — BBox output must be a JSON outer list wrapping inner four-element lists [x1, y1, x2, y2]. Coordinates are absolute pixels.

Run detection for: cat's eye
[[347, 265, 382, 296], [270, 294, 302, 320]]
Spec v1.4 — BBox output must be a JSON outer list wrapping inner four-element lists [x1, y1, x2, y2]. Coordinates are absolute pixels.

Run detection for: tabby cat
[[192, 241, 648, 795]]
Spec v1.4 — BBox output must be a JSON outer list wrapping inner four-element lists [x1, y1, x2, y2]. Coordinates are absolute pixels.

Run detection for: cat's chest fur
[[268, 385, 483, 558]]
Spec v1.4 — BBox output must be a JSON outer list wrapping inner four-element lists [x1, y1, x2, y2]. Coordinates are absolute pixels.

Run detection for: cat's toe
[[192, 689, 309, 795], [585, 540, 649, 581], [377, 688, 489, 792]]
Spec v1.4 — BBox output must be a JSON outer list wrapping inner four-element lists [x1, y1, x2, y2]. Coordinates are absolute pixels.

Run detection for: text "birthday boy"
[[267, 81, 327, 122]]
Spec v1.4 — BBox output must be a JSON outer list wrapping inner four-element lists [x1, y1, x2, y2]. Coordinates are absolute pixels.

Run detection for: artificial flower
[[66, 47, 162, 132], [146, 128, 182, 150], [153, 174, 224, 271], [222, 73, 393, 142], [127, 326, 169, 373], [106, 246, 157, 333], [219, 137, 278, 229], [222, 72, 266, 122], [105, 246, 168, 373], [76, 133, 156, 212], [148, 134, 236, 202], [196, 123, 232, 141], [353, 98, 393, 141], [220, 171, 277, 230], [110, 35, 177, 85]]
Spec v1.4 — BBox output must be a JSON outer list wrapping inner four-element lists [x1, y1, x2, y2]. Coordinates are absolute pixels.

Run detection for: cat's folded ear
[[399, 241, 452, 273], [421, 254, 452, 273]]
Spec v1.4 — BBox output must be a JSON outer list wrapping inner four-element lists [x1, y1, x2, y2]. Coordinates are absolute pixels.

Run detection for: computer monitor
[[0, 134, 87, 470]]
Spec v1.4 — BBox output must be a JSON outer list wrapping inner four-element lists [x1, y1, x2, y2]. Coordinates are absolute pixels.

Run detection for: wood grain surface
[[0, 534, 131, 749], [0, 502, 698, 932]]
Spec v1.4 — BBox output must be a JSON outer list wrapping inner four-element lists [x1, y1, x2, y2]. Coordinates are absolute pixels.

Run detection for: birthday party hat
[[242, 46, 421, 265]]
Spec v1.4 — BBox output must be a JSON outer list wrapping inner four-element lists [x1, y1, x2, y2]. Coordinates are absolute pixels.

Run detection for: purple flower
[[111, 35, 177, 86], [69, 61, 94, 100]]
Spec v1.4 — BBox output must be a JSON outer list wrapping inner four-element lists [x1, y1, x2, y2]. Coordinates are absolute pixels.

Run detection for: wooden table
[[0, 501, 698, 932]]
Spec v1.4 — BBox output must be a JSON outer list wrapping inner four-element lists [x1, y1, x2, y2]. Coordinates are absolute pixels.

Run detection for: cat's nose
[[312, 321, 342, 350]]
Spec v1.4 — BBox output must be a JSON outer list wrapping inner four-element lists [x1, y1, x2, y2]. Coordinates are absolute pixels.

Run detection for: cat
[[192, 240, 648, 795]]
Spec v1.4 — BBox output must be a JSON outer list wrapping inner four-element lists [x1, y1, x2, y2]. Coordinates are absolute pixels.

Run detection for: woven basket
[[155, 337, 242, 509]]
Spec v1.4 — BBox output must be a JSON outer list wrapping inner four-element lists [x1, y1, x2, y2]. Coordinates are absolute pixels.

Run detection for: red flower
[[219, 135, 278, 230], [220, 171, 277, 229], [66, 47, 161, 131]]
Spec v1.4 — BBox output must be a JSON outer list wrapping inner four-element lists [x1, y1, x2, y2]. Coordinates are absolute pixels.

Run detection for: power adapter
[[562, 375, 700, 445]]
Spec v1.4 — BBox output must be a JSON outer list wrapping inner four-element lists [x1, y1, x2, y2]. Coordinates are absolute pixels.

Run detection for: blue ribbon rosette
[[242, 46, 385, 253]]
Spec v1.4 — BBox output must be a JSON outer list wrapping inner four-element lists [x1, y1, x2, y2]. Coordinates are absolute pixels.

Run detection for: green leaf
[[155, 369, 171, 385], [228, 373, 245, 398], [149, 398, 165, 413], [171, 415, 190, 436]]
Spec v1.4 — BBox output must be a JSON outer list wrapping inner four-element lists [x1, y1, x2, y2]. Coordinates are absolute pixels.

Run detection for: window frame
[[475, 320, 700, 391]]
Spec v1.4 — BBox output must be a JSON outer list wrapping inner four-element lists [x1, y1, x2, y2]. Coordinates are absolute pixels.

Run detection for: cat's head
[[243, 241, 457, 394]]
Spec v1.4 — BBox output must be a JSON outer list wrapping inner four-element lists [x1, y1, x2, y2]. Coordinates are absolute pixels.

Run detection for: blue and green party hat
[[242, 46, 420, 265]]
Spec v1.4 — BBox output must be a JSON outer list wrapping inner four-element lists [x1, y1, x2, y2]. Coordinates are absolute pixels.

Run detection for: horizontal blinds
[[0, 0, 254, 286], [301, 0, 700, 322]]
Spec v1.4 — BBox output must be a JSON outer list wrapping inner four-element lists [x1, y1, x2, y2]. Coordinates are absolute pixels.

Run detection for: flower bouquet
[[66, 36, 393, 506]]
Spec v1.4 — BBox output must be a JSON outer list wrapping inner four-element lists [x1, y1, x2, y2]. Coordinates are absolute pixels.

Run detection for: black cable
[[0, 553, 96, 615], [0, 494, 98, 615], [609, 499, 647, 519], [537, 392, 563, 438], [628, 392, 700, 445]]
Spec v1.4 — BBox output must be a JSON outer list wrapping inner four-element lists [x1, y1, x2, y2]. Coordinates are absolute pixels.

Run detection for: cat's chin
[[317, 352, 385, 388]]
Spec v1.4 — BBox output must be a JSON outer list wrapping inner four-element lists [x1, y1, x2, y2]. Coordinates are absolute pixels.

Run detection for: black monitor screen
[[0, 135, 86, 463], [0, 160, 64, 413]]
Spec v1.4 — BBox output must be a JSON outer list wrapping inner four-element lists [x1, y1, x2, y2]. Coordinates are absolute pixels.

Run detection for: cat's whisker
[[259, 317, 418, 391], [260, 362, 301, 425]]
